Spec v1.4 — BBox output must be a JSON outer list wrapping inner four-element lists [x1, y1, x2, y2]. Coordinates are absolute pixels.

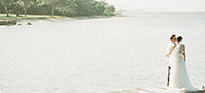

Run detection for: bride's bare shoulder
[[181, 44, 185, 48], [179, 43, 185, 47]]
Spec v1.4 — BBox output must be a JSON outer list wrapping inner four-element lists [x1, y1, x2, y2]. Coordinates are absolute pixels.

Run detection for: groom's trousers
[[167, 66, 171, 87]]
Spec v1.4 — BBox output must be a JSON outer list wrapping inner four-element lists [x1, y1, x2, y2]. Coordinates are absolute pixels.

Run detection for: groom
[[166, 34, 177, 87]]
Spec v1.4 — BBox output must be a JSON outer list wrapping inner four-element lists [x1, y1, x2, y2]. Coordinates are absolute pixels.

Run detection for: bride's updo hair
[[177, 36, 183, 42]]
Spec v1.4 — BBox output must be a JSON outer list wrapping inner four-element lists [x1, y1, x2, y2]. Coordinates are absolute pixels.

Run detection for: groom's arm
[[166, 45, 177, 57], [166, 44, 172, 56]]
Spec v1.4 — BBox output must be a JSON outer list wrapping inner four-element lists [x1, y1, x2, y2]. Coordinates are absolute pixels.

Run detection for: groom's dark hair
[[170, 34, 176, 40]]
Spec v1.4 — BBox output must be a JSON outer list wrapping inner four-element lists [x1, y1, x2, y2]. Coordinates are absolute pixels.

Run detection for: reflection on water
[[0, 12, 205, 93]]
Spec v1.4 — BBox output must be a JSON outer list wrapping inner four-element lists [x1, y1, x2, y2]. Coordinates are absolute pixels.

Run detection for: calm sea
[[0, 12, 205, 93]]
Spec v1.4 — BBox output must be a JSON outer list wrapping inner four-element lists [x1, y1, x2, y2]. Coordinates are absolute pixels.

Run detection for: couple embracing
[[166, 34, 197, 92]]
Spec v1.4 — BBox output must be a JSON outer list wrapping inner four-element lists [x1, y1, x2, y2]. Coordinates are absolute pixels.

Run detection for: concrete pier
[[109, 86, 205, 93]]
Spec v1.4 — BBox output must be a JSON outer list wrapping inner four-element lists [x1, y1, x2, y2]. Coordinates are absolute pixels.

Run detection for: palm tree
[[3, 0, 9, 17]]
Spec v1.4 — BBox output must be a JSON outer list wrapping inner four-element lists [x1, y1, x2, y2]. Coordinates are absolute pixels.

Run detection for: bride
[[166, 36, 197, 92]]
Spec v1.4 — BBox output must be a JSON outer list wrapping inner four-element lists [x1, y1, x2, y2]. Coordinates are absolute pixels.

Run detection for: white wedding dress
[[167, 43, 197, 92]]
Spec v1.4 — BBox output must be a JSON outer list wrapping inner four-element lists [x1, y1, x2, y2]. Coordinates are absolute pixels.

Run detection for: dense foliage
[[0, 0, 115, 17]]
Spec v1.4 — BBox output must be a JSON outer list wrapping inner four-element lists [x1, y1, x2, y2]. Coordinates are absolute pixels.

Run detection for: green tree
[[0, 0, 13, 17], [105, 4, 115, 13], [38, 0, 69, 17], [0, 0, 116, 17], [15, 0, 33, 17], [94, 1, 107, 15], [55, 0, 75, 16]]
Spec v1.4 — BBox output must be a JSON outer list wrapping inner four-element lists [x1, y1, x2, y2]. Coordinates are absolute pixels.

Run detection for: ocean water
[[0, 12, 205, 93]]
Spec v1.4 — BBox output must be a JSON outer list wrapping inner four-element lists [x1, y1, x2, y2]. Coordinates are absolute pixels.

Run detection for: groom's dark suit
[[167, 66, 171, 87]]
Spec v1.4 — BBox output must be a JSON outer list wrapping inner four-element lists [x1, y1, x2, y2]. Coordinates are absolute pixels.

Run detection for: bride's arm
[[166, 45, 177, 57], [183, 45, 186, 62]]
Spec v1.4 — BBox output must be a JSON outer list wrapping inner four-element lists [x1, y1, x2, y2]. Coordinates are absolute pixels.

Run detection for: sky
[[100, 0, 205, 12]]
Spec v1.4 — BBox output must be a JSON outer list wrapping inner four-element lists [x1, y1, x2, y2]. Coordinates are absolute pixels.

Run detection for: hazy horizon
[[97, 0, 205, 12]]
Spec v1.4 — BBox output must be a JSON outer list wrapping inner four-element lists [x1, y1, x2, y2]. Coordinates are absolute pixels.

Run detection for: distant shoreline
[[0, 14, 127, 26], [0, 13, 127, 20]]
